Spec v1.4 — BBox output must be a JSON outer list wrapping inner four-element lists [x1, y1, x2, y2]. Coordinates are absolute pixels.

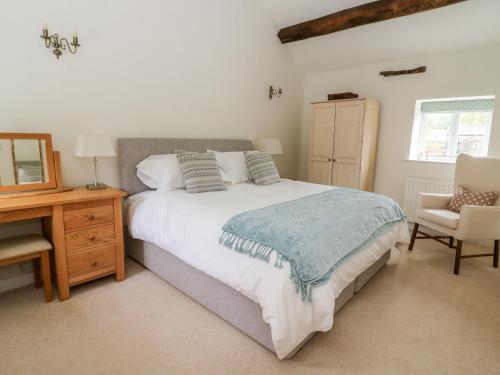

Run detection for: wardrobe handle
[[328, 158, 332, 162]]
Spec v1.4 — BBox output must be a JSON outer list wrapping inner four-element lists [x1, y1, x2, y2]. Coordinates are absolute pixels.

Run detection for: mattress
[[127, 179, 409, 358]]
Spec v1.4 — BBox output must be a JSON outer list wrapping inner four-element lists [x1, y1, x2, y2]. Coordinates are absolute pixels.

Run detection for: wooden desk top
[[0, 188, 127, 212]]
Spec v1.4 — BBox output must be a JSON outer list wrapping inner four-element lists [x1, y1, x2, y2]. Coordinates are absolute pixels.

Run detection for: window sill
[[403, 159, 456, 165]]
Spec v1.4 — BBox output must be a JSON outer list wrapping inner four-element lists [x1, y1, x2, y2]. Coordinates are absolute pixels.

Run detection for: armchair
[[408, 154, 500, 274]]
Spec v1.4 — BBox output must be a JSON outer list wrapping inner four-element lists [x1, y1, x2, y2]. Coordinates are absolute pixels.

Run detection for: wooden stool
[[0, 234, 53, 302]]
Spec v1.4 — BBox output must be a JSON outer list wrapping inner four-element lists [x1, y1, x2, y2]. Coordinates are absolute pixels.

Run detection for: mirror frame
[[0, 133, 57, 193]]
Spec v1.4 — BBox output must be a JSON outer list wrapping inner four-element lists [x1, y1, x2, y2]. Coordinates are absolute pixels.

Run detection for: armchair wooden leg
[[454, 240, 462, 275], [33, 258, 42, 289], [409, 223, 419, 251], [449, 237, 454, 248], [494, 240, 499, 268]]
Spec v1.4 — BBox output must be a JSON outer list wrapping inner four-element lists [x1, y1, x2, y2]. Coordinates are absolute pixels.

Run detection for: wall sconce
[[40, 23, 80, 59], [269, 85, 283, 100]]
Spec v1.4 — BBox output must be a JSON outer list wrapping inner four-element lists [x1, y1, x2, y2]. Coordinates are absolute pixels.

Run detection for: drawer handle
[[88, 214, 96, 220], [89, 235, 96, 242], [90, 260, 98, 267]]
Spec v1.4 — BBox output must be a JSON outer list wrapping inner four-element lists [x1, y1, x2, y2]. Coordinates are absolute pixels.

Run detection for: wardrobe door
[[331, 100, 364, 189], [308, 103, 335, 185]]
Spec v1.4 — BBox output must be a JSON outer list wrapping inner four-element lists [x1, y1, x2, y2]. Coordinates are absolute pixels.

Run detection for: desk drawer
[[67, 244, 116, 285], [65, 224, 115, 252], [64, 201, 114, 230]]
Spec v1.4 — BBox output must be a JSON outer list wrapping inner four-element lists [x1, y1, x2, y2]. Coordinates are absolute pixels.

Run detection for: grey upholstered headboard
[[117, 138, 254, 195]]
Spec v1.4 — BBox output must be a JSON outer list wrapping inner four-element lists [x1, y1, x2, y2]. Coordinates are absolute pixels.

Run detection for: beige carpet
[[1, 241, 499, 375]]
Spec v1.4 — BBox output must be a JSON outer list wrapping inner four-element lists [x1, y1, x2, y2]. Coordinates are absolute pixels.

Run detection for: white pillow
[[208, 150, 255, 184], [136, 154, 185, 191]]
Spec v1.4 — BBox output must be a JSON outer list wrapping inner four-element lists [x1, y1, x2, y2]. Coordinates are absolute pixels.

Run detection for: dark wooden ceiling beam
[[278, 0, 468, 44]]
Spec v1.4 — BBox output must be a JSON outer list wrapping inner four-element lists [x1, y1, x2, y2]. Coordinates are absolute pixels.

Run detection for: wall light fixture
[[269, 85, 283, 100], [40, 23, 80, 59]]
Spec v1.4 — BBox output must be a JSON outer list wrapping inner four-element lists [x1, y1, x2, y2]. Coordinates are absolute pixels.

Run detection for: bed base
[[125, 235, 391, 358]]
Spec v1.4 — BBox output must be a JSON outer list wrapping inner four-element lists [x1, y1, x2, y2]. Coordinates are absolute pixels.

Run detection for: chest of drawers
[[62, 199, 123, 286]]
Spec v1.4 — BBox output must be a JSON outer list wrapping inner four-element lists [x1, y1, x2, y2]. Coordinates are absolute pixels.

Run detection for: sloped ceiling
[[263, 0, 500, 73]]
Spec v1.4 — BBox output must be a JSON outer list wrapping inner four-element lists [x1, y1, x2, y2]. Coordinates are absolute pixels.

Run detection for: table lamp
[[74, 134, 116, 190], [255, 138, 283, 155]]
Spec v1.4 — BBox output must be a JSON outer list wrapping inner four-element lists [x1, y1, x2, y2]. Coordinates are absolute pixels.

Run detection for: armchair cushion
[[416, 193, 453, 210], [415, 209, 460, 229], [448, 185, 498, 213]]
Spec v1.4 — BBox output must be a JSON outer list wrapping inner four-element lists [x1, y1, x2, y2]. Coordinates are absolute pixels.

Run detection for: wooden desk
[[0, 188, 127, 301]]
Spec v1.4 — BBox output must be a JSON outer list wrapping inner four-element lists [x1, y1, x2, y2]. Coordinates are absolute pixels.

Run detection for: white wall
[[1, 0, 302, 186], [0, 0, 302, 291], [0, 140, 16, 185], [300, 44, 500, 204]]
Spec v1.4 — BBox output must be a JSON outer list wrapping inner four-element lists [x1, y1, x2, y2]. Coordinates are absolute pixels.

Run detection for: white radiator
[[403, 178, 454, 222]]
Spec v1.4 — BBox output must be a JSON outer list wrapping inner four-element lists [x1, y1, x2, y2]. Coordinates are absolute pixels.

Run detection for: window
[[409, 96, 495, 162]]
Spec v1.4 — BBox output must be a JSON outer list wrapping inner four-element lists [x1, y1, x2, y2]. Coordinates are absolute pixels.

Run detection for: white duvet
[[127, 179, 409, 359]]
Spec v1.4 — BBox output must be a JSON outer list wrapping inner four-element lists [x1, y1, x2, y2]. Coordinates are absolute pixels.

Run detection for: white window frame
[[409, 96, 495, 163]]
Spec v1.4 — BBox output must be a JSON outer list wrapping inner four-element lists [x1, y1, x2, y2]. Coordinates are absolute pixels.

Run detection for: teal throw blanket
[[220, 188, 406, 301]]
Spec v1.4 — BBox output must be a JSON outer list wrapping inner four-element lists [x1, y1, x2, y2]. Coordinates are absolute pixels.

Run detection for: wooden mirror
[[0, 133, 57, 193]]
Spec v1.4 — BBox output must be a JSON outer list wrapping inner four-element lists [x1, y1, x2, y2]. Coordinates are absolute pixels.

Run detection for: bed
[[118, 138, 409, 359]]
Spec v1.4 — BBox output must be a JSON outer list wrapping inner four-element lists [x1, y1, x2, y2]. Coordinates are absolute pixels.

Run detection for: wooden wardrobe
[[308, 98, 380, 192]]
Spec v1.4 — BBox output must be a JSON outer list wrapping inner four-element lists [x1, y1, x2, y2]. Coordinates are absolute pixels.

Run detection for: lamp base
[[86, 183, 108, 190]]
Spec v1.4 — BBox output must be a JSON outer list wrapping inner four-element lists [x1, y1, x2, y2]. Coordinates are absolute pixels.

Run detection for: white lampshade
[[74, 134, 116, 158], [255, 138, 283, 155]]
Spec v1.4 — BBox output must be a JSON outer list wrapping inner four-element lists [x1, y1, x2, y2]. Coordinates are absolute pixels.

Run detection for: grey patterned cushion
[[244, 152, 280, 186], [175, 151, 227, 193]]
